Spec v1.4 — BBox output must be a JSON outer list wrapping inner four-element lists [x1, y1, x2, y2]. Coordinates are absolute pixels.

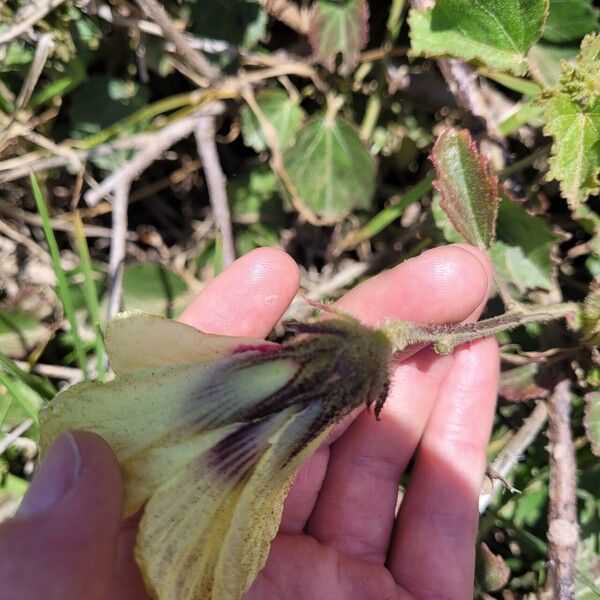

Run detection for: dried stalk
[[479, 401, 548, 513], [260, 0, 310, 34], [84, 103, 225, 206], [194, 117, 236, 268], [106, 183, 130, 320], [15, 34, 54, 110], [0, 0, 67, 46], [133, 0, 221, 82], [0, 419, 34, 456], [547, 379, 578, 599]]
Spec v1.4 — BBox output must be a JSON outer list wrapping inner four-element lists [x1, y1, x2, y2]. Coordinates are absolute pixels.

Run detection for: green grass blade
[[0, 351, 55, 400], [0, 372, 40, 424], [30, 174, 89, 379], [336, 173, 435, 252], [72, 212, 106, 380]]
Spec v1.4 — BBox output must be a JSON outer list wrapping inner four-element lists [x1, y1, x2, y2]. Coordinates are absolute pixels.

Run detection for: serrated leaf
[[491, 199, 560, 294], [309, 0, 369, 76], [543, 94, 600, 206], [475, 542, 511, 592], [430, 129, 499, 249], [499, 363, 549, 401], [282, 113, 376, 224], [543, 0, 599, 43], [240, 90, 304, 153], [409, 0, 548, 75], [584, 391, 600, 456]]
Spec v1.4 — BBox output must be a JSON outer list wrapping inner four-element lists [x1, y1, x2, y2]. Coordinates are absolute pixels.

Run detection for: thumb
[[0, 431, 124, 600]]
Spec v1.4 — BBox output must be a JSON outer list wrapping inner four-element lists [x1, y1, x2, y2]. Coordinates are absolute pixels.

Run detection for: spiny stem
[[383, 303, 577, 355]]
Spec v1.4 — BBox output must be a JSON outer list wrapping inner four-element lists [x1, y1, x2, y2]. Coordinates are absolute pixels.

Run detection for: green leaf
[[240, 90, 305, 153], [408, 0, 548, 75], [229, 165, 281, 219], [528, 43, 580, 88], [580, 284, 600, 340], [584, 392, 600, 456], [69, 76, 150, 138], [430, 128, 499, 249], [491, 199, 560, 294], [282, 113, 376, 224], [121, 265, 190, 318], [543, 94, 600, 207], [543, 0, 599, 43], [476, 542, 511, 592], [308, 0, 369, 75], [189, 0, 267, 49]]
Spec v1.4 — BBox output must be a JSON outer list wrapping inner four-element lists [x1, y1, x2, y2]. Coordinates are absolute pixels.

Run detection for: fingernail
[[17, 432, 82, 518]]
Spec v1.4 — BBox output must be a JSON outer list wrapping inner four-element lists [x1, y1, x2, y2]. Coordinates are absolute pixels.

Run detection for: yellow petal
[[106, 310, 270, 375], [136, 403, 330, 600], [40, 354, 300, 516]]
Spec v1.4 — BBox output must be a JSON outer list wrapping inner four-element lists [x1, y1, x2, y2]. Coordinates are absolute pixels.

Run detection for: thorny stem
[[383, 303, 577, 355]]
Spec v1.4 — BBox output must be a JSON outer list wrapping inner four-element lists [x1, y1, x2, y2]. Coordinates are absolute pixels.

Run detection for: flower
[[40, 310, 392, 600]]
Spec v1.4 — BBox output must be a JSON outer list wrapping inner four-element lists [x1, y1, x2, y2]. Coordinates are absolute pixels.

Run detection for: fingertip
[[180, 247, 300, 337], [337, 243, 492, 326]]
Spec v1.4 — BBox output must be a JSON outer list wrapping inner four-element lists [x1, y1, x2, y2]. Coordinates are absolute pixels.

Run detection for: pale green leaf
[[476, 542, 511, 592], [240, 90, 305, 153], [528, 43, 579, 88], [282, 113, 376, 224], [430, 128, 499, 249], [491, 199, 560, 294], [584, 391, 600, 456], [308, 0, 369, 75], [542, 0, 599, 43], [409, 0, 548, 75]]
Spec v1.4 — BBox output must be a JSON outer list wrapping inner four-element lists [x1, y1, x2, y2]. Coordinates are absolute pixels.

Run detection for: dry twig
[[260, 0, 310, 34], [194, 117, 236, 268], [106, 183, 130, 319], [547, 379, 579, 599], [84, 103, 225, 206], [0, 419, 34, 456], [133, 0, 221, 82], [479, 401, 549, 513], [0, 0, 67, 46]]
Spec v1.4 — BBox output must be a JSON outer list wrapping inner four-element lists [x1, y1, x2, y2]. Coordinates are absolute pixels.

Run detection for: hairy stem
[[383, 303, 577, 355]]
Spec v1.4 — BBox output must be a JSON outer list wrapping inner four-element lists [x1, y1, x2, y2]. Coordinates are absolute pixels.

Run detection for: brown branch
[[194, 116, 236, 268], [133, 0, 221, 82], [547, 379, 579, 599]]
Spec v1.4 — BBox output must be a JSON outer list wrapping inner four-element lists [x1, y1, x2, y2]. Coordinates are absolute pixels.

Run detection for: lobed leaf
[[282, 113, 376, 224], [308, 0, 369, 76], [430, 129, 499, 249], [408, 0, 548, 75]]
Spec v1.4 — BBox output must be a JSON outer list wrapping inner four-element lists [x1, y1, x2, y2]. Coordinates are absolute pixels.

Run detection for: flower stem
[[383, 303, 578, 355]]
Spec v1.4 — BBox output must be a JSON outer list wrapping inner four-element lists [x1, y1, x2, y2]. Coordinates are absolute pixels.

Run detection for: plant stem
[[383, 303, 577, 355]]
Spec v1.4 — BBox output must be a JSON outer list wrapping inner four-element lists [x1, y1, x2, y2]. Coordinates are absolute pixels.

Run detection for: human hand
[[0, 244, 498, 600]]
